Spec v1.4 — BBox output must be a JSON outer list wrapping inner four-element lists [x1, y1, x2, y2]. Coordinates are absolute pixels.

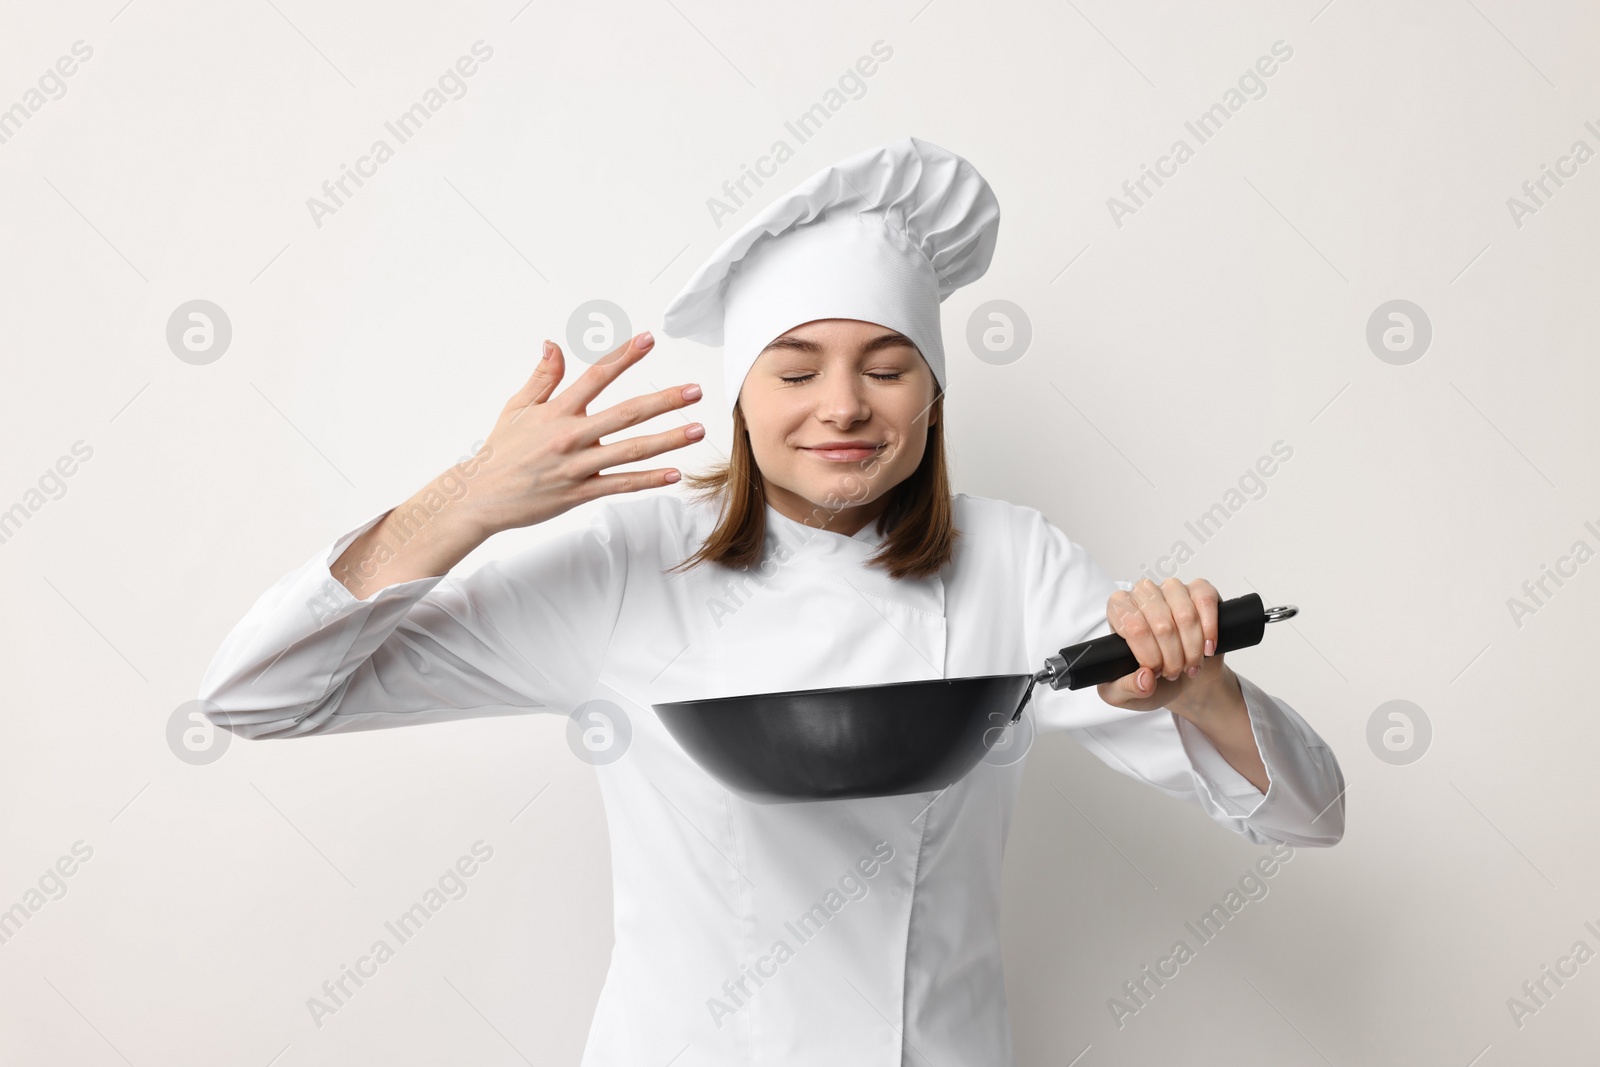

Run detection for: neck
[[766, 486, 891, 537]]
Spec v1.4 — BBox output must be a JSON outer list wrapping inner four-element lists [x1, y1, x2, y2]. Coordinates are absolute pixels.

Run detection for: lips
[[802, 443, 884, 462]]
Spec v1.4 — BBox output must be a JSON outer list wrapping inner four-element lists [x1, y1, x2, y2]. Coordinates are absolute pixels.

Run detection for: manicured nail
[[1187, 665, 1200, 677], [635, 331, 654, 351], [686, 423, 705, 439], [664, 470, 680, 482], [1204, 639, 1214, 656], [682, 383, 702, 401], [1138, 669, 1151, 692], [542, 340, 554, 361]]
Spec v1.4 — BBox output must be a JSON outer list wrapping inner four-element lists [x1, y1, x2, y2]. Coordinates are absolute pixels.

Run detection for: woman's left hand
[[1097, 577, 1229, 714]]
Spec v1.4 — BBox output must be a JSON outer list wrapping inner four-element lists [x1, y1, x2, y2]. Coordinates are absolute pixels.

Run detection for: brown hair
[[667, 393, 959, 581]]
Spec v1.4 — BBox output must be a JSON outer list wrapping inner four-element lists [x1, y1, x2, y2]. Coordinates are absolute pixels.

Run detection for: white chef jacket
[[198, 490, 1345, 1066]]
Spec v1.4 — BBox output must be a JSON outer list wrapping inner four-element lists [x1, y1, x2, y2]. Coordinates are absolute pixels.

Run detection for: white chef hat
[[661, 135, 1001, 410]]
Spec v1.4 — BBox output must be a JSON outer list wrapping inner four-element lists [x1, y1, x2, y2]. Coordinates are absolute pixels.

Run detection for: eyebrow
[[761, 332, 916, 355]]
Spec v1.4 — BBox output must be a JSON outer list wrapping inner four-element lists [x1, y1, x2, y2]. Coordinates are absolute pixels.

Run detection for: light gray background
[[3, 0, 1596, 1063]]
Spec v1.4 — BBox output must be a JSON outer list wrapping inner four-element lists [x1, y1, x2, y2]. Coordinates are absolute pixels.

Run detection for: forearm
[[1167, 665, 1269, 794], [333, 467, 492, 600]]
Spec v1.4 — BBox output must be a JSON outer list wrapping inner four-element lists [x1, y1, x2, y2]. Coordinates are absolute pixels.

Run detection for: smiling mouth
[[801, 444, 885, 461]]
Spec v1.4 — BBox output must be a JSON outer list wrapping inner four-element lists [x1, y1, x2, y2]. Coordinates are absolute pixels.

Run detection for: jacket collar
[[760, 502, 946, 620], [763, 502, 887, 548]]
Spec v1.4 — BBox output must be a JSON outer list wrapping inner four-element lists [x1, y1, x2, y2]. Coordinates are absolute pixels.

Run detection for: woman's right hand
[[458, 330, 705, 537]]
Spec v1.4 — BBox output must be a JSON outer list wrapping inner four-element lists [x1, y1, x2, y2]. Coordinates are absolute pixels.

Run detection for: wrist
[[1165, 663, 1243, 726], [435, 447, 510, 541], [399, 469, 497, 550]]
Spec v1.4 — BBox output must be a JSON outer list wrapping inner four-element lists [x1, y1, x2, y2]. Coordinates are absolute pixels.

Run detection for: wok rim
[[651, 670, 1034, 712]]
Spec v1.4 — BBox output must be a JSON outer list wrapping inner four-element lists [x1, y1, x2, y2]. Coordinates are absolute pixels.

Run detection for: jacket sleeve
[[196, 502, 629, 739], [1018, 506, 1345, 848]]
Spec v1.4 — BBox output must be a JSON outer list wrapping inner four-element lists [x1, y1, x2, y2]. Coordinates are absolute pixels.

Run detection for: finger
[[1100, 666, 1158, 707], [1108, 588, 1164, 682], [1158, 578, 1205, 675], [1187, 578, 1221, 661], [581, 380, 705, 445], [507, 340, 565, 410], [550, 330, 656, 415], [1133, 579, 1185, 681], [574, 465, 683, 502], [580, 421, 706, 478]]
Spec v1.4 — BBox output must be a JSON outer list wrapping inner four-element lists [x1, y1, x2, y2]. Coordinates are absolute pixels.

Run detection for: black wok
[[653, 593, 1297, 803]]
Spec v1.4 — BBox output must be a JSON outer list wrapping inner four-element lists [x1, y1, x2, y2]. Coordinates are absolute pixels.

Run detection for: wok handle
[[1038, 593, 1297, 693]]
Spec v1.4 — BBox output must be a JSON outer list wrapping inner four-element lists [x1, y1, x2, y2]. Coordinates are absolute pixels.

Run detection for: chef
[[199, 135, 1345, 1066]]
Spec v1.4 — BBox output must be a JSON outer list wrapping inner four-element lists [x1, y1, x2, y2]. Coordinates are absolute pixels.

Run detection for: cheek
[[892, 405, 932, 449], [751, 405, 806, 445], [892, 439, 926, 472], [746, 422, 795, 465]]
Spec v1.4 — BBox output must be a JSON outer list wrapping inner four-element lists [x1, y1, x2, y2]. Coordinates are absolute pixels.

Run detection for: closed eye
[[780, 373, 904, 384]]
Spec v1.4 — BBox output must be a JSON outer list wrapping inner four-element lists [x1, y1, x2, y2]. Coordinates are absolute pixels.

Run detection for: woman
[[199, 138, 1345, 1065]]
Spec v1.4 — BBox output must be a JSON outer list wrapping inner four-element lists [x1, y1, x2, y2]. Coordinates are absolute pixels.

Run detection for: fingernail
[[542, 340, 554, 361], [1204, 639, 1214, 656], [635, 331, 654, 351], [1187, 665, 1200, 678], [682, 383, 702, 401], [1137, 669, 1151, 692], [686, 423, 705, 439], [664, 470, 681, 482]]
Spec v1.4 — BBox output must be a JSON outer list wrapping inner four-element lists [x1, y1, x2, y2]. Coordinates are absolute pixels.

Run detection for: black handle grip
[[1050, 592, 1270, 691]]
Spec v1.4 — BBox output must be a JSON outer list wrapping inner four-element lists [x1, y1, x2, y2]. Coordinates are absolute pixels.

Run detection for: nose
[[813, 371, 873, 426]]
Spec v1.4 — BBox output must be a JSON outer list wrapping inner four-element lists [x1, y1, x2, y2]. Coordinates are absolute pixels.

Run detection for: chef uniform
[[198, 136, 1345, 1066]]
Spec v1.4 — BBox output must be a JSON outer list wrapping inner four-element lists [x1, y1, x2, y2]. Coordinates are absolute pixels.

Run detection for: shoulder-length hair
[[667, 392, 958, 581]]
